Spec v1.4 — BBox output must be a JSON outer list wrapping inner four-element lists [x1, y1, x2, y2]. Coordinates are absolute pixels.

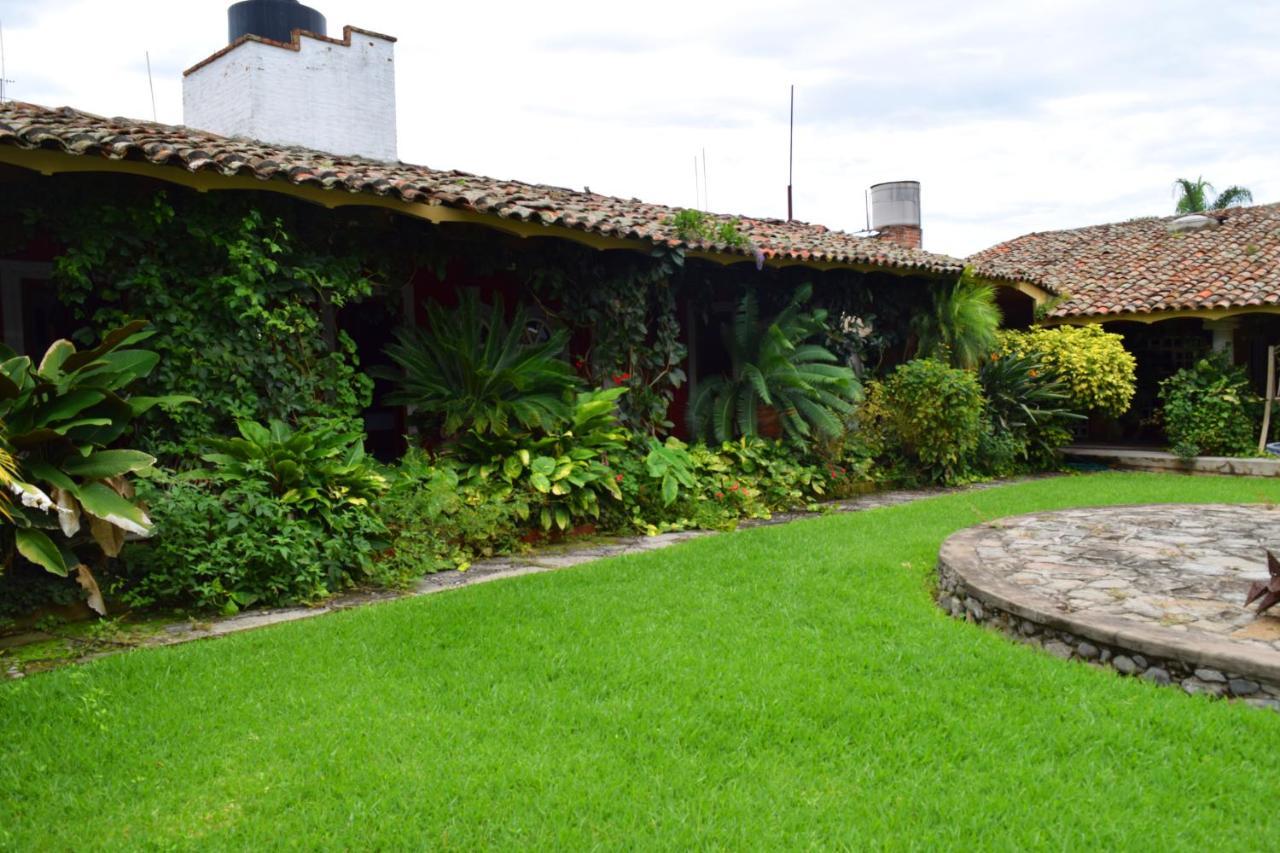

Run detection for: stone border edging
[[937, 507, 1280, 709]]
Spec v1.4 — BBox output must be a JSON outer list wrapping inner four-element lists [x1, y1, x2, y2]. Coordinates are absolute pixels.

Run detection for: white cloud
[[2, 0, 1276, 257]]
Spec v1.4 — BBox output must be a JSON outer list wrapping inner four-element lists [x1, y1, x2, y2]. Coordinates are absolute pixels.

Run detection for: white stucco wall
[[183, 29, 397, 162]]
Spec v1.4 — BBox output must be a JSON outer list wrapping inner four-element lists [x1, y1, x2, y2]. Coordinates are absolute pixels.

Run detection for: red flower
[[729, 483, 739, 491], [621, 372, 632, 381], [715, 491, 725, 499], [615, 473, 624, 482]]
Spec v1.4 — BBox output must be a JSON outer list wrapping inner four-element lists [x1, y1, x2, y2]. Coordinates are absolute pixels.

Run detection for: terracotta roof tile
[[0, 101, 962, 277], [970, 206, 1280, 319]]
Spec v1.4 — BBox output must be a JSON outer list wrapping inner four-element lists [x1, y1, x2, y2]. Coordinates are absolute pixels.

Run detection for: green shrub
[[879, 359, 985, 484], [376, 289, 581, 441], [377, 451, 526, 578], [117, 472, 387, 613], [116, 421, 389, 612], [1158, 353, 1259, 458], [998, 326, 1136, 417]]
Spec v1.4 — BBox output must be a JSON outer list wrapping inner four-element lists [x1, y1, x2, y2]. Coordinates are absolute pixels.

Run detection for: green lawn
[[4, 472, 1280, 849]]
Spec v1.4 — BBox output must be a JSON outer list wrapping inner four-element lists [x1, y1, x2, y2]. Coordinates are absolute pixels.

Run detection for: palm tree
[[1173, 177, 1253, 214], [911, 270, 1002, 370]]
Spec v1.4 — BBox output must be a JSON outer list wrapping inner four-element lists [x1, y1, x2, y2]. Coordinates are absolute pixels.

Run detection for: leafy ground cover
[[4, 473, 1280, 848]]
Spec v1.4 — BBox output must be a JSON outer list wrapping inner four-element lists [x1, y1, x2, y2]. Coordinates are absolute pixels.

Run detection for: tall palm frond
[[913, 271, 1001, 370], [1173, 176, 1213, 214], [1173, 177, 1254, 213], [1213, 185, 1253, 209], [375, 289, 581, 439]]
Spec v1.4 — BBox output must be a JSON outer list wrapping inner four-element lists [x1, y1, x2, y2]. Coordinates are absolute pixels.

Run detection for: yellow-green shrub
[[997, 325, 1136, 417]]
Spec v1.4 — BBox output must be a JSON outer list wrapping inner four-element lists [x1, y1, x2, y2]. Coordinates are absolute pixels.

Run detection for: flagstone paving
[[938, 503, 1280, 707]]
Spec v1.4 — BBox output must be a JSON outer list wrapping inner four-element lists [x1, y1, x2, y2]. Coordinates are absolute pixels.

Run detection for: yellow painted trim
[[0, 145, 959, 278], [1039, 305, 1280, 326], [0, 146, 635, 252]]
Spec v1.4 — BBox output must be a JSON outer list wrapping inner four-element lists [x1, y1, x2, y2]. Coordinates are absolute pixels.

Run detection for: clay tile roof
[[0, 101, 963, 277], [969, 205, 1280, 319]]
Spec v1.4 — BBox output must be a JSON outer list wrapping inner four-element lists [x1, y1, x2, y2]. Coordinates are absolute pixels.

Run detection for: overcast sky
[[2, 0, 1276, 257]]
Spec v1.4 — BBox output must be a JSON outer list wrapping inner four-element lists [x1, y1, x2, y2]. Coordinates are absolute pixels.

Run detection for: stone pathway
[[3, 477, 1033, 678], [938, 503, 1280, 708]]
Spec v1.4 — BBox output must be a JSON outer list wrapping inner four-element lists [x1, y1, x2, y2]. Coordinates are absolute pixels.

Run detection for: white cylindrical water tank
[[870, 181, 921, 230]]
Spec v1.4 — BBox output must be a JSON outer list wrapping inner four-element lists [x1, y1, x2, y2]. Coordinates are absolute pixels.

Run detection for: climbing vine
[[527, 245, 688, 434], [16, 181, 385, 460]]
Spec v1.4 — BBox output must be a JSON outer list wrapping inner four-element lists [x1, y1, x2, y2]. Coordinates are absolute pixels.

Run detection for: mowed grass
[[4, 473, 1280, 849]]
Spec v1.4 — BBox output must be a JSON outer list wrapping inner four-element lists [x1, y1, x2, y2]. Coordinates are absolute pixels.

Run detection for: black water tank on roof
[[228, 0, 326, 44]]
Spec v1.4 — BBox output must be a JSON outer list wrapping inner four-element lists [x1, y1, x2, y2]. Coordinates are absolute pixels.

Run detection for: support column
[[1203, 318, 1239, 358]]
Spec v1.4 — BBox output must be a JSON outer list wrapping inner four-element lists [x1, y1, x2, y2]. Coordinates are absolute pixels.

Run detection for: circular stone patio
[[937, 504, 1280, 709]]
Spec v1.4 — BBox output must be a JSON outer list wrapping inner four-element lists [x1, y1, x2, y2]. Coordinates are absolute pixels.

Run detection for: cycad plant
[[689, 284, 859, 442], [912, 270, 1002, 369], [376, 290, 581, 441]]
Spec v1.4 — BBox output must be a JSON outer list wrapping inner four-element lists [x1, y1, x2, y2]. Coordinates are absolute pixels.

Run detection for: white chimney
[[183, 1, 398, 161]]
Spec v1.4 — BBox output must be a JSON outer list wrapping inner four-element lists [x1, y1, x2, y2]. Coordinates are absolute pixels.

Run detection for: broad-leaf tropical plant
[[0, 320, 195, 610], [375, 289, 581, 441], [201, 419, 389, 527], [453, 387, 629, 532], [912, 269, 1001, 369], [1173, 177, 1253, 213], [689, 284, 860, 442]]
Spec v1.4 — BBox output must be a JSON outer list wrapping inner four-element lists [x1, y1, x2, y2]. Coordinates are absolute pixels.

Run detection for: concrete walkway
[[3, 477, 1032, 678], [1065, 445, 1280, 477]]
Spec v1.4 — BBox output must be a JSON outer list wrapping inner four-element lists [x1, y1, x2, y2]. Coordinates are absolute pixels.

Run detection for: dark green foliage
[[978, 350, 1081, 470], [116, 421, 389, 612], [1158, 353, 1259, 458], [689, 284, 860, 442], [376, 290, 581, 440], [528, 246, 687, 434], [28, 187, 376, 460], [375, 451, 526, 578], [878, 359, 986, 484], [0, 322, 193, 601], [116, 472, 387, 613], [912, 269, 1001, 369]]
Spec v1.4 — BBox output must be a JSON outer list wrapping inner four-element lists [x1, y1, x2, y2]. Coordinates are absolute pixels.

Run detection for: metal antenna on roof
[[145, 51, 157, 122], [701, 147, 709, 211], [693, 155, 701, 209], [787, 84, 794, 222], [0, 21, 13, 103]]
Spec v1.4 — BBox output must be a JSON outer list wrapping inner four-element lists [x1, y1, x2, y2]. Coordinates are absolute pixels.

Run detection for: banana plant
[[0, 320, 195, 612]]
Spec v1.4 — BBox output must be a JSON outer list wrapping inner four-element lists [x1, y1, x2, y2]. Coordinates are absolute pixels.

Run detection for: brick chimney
[[182, 1, 398, 161], [870, 181, 922, 250]]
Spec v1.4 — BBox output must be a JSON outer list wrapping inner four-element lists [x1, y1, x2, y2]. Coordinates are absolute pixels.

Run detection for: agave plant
[[0, 321, 194, 611], [690, 284, 859, 443], [375, 289, 581, 441], [912, 270, 1002, 369]]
